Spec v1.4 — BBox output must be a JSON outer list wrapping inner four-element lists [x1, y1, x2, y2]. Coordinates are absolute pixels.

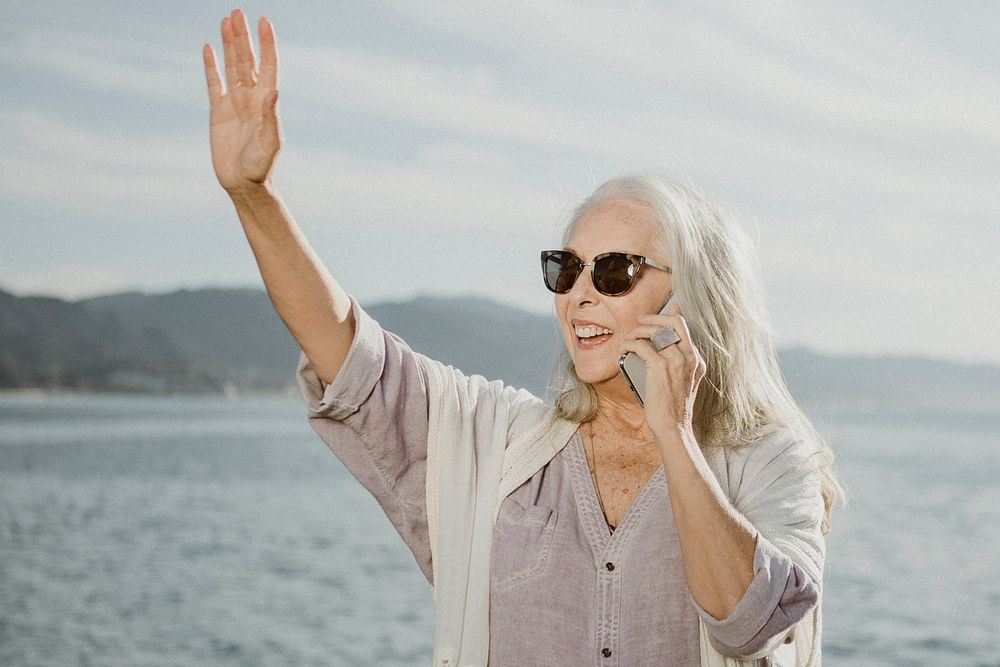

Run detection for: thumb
[[261, 90, 280, 140]]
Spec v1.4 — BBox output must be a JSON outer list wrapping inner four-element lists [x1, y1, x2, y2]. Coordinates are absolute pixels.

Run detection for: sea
[[1, 392, 998, 665]]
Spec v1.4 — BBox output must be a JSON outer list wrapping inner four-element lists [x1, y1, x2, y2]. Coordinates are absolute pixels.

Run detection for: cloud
[[7, 262, 133, 300], [277, 145, 569, 234], [0, 110, 219, 216], [8, 7, 997, 223], [281, 43, 639, 156], [392, 1, 1000, 143], [268, 10, 997, 226], [0, 29, 201, 105], [757, 203, 1000, 364], [710, 1, 1000, 142], [0, 99, 571, 244], [379, 1, 1000, 214]]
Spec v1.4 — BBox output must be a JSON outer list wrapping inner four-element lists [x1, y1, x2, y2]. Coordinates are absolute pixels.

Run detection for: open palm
[[203, 9, 281, 192]]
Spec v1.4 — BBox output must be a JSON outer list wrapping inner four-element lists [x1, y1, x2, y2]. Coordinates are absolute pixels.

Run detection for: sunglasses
[[540, 250, 672, 296]]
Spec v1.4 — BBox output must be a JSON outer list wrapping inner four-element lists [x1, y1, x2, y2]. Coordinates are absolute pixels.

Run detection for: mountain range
[[2, 286, 997, 414]]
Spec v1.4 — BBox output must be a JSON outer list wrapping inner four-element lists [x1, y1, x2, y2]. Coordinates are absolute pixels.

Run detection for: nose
[[567, 261, 599, 305]]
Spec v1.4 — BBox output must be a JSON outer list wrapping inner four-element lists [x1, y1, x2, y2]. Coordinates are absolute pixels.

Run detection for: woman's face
[[556, 198, 673, 398]]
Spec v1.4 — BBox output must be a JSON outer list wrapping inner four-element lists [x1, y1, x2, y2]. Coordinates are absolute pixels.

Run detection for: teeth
[[575, 325, 612, 338]]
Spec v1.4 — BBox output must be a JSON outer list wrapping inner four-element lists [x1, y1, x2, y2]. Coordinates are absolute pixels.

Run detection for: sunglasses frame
[[540, 250, 672, 296]]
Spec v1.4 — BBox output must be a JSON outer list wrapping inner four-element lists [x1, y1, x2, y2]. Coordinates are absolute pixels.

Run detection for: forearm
[[229, 181, 354, 384], [696, 538, 818, 658], [662, 424, 823, 658], [658, 427, 757, 619]]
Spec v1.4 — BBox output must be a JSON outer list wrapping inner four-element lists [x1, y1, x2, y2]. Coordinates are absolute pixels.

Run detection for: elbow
[[701, 557, 819, 658]]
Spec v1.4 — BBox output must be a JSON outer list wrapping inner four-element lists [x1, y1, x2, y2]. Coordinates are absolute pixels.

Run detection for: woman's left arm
[[657, 426, 821, 658], [657, 426, 761, 619], [622, 304, 757, 616], [620, 305, 821, 655]]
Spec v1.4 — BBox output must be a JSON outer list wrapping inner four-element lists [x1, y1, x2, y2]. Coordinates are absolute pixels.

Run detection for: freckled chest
[[583, 427, 662, 529]]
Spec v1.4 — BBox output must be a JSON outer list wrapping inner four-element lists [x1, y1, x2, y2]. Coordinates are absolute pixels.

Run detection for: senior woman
[[204, 10, 839, 665]]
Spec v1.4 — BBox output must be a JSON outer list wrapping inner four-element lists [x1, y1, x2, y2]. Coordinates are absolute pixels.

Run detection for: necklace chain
[[586, 421, 614, 532]]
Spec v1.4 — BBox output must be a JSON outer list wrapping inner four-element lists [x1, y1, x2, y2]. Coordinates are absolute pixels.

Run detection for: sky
[[2, 1, 999, 365]]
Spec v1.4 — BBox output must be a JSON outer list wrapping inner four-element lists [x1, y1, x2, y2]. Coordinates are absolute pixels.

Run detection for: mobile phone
[[618, 294, 675, 406]]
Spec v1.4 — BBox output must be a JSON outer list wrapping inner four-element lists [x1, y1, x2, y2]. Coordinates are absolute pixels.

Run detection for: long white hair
[[552, 174, 843, 531]]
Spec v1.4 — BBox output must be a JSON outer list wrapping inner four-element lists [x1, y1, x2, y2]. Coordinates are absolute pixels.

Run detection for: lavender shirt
[[298, 305, 818, 664]]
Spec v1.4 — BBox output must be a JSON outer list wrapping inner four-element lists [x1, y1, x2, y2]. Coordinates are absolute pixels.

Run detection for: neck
[[592, 389, 655, 443]]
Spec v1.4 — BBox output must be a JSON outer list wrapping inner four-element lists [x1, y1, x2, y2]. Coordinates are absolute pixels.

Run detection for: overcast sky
[[2, 1, 998, 365]]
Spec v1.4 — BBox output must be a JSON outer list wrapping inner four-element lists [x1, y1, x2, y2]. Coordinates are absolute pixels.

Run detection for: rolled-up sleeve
[[296, 297, 387, 420], [693, 428, 826, 659], [692, 536, 818, 657], [296, 298, 433, 583]]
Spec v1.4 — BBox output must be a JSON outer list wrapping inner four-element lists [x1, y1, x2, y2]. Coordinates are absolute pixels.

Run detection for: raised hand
[[203, 9, 281, 194]]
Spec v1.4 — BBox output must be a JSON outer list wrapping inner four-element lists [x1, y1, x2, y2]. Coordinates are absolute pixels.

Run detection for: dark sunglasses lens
[[542, 252, 580, 293], [593, 254, 638, 295]]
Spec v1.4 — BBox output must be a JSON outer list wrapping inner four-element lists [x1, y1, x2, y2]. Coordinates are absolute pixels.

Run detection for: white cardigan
[[418, 353, 824, 666]]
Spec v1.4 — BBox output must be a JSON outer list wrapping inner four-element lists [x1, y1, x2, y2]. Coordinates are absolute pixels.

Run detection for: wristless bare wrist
[[226, 179, 277, 206]]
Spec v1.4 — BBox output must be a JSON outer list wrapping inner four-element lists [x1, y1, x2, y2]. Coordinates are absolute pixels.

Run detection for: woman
[[203, 10, 840, 665]]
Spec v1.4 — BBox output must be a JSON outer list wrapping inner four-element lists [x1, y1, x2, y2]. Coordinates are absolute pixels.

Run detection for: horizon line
[[2, 282, 998, 372]]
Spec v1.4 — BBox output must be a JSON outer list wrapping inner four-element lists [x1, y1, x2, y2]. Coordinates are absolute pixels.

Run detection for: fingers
[[619, 339, 661, 374], [636, 311, 682, 330], [633, 314, 689, 351], [203, 43, 224, 104], [665, 304, 697, 349], [637, 307, 696, 351], [230, 8, 258, 87], [623, 323, 674, 343], [630, 309, 700, 373], [221, 15, 239, 91], [625, 303, 707, 425], [216, 10, 272, 95], [620, 334, 705, 413], [621, 336, 685, 371], [258, 16, 279, 90]]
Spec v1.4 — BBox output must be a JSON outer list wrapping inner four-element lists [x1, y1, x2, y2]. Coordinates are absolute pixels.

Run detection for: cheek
[[554, 296, 568, 322], [622, 289, 666, 328], [612, 306, 641, 334], [554, 297, 572, 338]]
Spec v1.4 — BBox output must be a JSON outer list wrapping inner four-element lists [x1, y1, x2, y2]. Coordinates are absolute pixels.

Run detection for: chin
[[571, 357, 621, 387]]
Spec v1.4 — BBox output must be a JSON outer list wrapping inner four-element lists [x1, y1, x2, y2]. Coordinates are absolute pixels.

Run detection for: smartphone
[[618, 294, 675, 406]]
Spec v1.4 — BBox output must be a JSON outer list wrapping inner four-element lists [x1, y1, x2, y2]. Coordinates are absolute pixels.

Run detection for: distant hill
[[82, 287, 298, 390], [779, 347, 1000, 414], [2, 286, 998, 413], [367, 296, 563, 397]]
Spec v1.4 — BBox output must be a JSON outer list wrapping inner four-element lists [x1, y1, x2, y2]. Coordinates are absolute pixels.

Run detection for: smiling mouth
[[575, 324, 613, 348]]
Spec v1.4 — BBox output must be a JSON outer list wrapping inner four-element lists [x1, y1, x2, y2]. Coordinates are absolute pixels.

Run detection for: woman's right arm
[[203, 9, 352, 385]]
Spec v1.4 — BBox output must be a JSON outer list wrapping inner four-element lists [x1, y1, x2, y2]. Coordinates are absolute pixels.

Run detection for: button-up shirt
[[298, 310, 818, 664]]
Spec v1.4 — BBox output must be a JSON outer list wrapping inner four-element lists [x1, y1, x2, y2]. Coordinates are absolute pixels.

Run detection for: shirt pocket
[[491, 498, 558, 592]]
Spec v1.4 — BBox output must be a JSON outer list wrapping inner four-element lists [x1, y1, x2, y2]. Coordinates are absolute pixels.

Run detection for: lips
[[572, 320, 614, 349]]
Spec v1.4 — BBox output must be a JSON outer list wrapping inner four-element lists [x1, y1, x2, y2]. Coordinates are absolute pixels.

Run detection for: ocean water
[[1, 393, 998, 665]]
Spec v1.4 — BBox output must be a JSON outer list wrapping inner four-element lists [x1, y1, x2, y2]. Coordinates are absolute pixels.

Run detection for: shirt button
[[605, 562, 615, 571], [601, 647, 612, 657]]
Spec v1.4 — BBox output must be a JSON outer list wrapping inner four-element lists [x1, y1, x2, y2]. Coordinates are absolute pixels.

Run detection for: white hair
[[551, 174, 843, 531]]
